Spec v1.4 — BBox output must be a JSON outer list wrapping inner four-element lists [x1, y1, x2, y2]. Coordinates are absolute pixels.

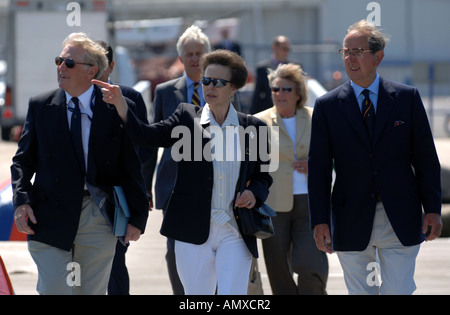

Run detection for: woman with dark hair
[[93, 50, 272, 295]]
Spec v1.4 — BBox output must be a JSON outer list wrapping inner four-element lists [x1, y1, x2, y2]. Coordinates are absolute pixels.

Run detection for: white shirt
[[351, 73, 380, 113], [199, 103, 241, 233], [65, 85, 95, 170], [282, 116, 308, 195]]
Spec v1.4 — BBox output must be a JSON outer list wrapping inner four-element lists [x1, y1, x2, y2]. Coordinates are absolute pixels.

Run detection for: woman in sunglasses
[[254, 63, 329, 295], [93, 49, 272, 295]]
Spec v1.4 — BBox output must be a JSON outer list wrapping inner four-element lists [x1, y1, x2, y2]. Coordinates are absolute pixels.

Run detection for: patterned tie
[[70, 97, 86, 175], [191, 82, 201, 106], [361, 89, 375, 140]]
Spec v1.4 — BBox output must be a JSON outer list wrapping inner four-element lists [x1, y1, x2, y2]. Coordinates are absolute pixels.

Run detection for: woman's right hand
[[92, 79, 129, 122], [235, 190, 256, 209]]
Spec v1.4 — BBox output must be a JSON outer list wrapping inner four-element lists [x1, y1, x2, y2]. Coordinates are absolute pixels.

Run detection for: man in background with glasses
[[11, 33, 149, 295], [251, 35, 296, 114], [308, 20, 442, 294]]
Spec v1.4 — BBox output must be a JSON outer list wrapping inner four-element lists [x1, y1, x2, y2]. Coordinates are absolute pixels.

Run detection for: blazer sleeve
[[124, 102, 187, 149], [11, 98, 38, 208], [118, 98, 149, 233], [409, 88, 442, 214]]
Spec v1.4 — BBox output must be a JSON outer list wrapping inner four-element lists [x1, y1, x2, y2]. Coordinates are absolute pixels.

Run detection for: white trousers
[[337, 202, 420, 295], [175, 220, 252, 295]]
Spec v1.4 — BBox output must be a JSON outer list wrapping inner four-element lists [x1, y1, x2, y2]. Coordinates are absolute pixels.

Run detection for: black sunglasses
[[271, 86, 293, 93], [55, 56, 93, 69], [201, 76, 230, 88]]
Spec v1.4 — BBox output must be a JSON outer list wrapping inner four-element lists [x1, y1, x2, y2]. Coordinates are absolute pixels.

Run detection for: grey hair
[[176, 25, 211, 56], [62, 32, 108, 80], [345, 20, 390, 53]]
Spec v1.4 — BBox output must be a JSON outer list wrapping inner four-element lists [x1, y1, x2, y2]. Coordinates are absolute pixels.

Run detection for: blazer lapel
[[49, 89, 70, 133], [373, 77, 396, 147], [49, 89, 83, 172], [174, 77, 187, 105], [295, 107, 308, 150], [236, 113, 249, 191], [338, 81, 372, 149]]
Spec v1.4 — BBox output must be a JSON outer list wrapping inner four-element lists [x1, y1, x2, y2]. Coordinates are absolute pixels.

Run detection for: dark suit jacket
[[11, 86, 149, 251], [125, 102, 272, 258], [150, 76, 241, 210], [308, 77, 441, 251], [213, 41, 242, 56], [251, 59, 275, 114], [118, 84, 153, 192]]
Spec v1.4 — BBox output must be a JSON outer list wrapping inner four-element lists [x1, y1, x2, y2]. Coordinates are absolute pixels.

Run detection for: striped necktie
[[361, 89, 375, 140], [191, 82, 201, 106]]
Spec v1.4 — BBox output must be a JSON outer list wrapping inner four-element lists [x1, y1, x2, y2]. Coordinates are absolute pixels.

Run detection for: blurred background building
[[0, 0, 449, 137]]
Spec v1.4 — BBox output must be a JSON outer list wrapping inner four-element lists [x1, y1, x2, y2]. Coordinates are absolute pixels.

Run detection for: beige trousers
[[28, 196, 117, 295]]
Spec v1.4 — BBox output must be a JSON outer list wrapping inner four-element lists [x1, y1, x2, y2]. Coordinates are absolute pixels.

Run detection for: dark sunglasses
[[55, 56, 93, 69], [271, 86, 293, 93], [201, 76, 230, 88]]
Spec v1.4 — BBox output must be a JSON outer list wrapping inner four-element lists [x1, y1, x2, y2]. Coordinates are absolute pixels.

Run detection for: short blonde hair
[[268, 63, 308, 109], [62, 32, 108, 80]]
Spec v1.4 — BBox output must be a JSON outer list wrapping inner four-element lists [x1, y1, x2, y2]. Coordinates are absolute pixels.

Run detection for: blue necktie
[[70, 97, 86, 175], [362, 89, 375, 140]]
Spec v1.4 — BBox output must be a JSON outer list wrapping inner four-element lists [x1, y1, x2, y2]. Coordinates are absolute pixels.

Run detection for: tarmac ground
[[1, 209, 449, 295]]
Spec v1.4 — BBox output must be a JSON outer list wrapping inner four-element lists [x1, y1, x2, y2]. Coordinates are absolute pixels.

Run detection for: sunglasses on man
[[201, 76, 230, 88], [55, 56, 94, 69]]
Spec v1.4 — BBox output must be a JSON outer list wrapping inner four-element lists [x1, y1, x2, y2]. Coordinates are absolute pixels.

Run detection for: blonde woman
[[255, 63, 328, 294]]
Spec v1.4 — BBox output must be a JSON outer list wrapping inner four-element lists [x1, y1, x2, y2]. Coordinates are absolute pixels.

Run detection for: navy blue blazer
[[125, 103, 272, 258], [150, 76, 241, 210], [11, 86, 149, 251], [308, 77, 441, 251]]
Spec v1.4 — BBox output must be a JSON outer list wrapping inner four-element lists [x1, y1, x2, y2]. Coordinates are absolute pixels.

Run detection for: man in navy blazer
[[308, 20, 442, 294], [11, 33, 148, 295], [250, 35, 294, 114]]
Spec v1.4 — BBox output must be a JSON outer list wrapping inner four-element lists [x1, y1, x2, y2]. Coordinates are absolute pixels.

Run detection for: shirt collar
[[184, 72, 200, 87], [351, 73, 380, 98], [199, 103, 239, 127], [65, 85, 94, 110]]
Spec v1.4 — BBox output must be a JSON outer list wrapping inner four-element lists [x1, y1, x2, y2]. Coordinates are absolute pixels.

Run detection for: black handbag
[[234, 115, 276, 240], [236, 202, 276, 239]]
